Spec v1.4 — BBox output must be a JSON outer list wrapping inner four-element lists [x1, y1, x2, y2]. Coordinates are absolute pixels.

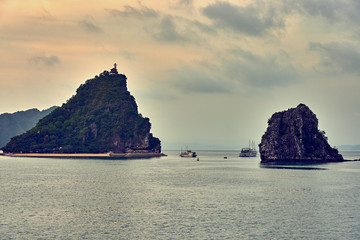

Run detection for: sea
[[1, 150, 360, 240]]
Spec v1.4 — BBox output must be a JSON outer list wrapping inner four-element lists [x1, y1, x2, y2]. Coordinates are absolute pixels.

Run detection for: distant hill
[[2, 70, 161, 154], [0, 107, 57, 148], [337, 145, 360, 151]]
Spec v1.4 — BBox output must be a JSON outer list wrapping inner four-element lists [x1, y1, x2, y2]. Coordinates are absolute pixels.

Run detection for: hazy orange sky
[[1, 0, 359, 148]]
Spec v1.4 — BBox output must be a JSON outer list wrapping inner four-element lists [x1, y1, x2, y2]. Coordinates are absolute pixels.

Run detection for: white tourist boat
[[180, 148, 197, 158], [239, 140, 257, 157]]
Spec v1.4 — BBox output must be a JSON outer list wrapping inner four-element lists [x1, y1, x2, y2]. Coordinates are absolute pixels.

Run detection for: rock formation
[[259, 104, 343, 163], [2, 68, 161, 154]]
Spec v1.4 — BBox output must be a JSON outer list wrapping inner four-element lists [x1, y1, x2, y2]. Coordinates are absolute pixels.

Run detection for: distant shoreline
[[1, 152, 166, 159]]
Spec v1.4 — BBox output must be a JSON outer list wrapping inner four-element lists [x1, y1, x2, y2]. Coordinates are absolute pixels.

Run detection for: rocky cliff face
[[259, 104, 343, 163], [2, 70, 161, 154]]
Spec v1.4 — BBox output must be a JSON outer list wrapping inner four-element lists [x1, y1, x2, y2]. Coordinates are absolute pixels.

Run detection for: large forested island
[[2, 66, 161, 155]]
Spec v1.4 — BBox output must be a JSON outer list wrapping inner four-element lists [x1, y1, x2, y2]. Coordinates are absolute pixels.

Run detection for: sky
[[1, 0, 359, 149]]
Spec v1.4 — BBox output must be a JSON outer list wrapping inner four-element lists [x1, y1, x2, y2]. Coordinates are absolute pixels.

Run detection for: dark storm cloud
[[309, 41, 360, 75], [202, 1, 285, 36], [79, 20, 103, 33], [169, 66, 233, 94], [223, 48, 299, 88], [106, 5, 158, 19], [29, 55, 60, 66]]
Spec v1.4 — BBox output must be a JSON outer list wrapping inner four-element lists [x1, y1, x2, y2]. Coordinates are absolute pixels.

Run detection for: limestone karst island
[[259, 104, 343, 164], [2, 64, 164, 158]]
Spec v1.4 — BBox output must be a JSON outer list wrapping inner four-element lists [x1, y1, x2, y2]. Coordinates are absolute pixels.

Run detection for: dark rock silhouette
[[259, 104, 343, 163]]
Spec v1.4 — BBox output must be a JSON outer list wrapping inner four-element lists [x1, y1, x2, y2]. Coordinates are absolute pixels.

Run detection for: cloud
[[106, 5, 158, 19], [105, 3, 211, 44], [169, 66, 233, 94], [29, 54, 60, 66], [177, 0, 193, 6], [294, 0, 343, 21], [223, 48, 299, 88], [79, 19, 103, 33], [190, 20, 217, 35], [178, 0, 192, 5], [151, 13, 217, 44], [202, 1, 285, 36], [286, 0, 360, 26], [200, 0, 360, 38], [309, 41, 360, 75], [153, 16, 189, 43], [166, 48, 300, 95]]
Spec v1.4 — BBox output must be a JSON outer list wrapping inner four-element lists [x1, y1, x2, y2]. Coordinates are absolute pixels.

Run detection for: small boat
[[239, 140, 257, 157], [180, 148, 197, 158]]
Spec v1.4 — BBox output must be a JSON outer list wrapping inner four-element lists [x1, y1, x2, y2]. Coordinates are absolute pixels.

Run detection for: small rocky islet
[[259, 103, 343, 164]]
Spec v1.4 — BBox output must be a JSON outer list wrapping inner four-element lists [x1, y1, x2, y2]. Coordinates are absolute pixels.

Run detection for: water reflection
[[260, 164, 328, 170]]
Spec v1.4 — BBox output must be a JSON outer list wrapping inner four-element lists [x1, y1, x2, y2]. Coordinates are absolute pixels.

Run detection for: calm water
[[1, 151, 360, 239]]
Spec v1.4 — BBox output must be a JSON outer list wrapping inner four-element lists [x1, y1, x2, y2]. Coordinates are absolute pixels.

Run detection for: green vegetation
[[2, 71, 161, 153]]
